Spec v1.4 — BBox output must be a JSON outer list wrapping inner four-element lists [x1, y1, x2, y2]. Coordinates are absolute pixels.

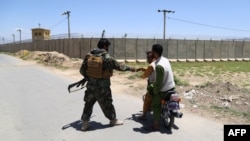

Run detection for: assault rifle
[[68, 78, 87, 93]]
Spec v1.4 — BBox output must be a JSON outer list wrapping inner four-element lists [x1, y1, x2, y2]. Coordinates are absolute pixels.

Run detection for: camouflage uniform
[[80, 48, 133, 121]]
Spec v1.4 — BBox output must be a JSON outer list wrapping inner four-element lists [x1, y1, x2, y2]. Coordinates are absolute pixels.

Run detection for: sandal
[[138, 116, 147, 121]]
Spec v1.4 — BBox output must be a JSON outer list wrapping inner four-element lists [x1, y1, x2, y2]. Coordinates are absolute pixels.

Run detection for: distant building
[[31, 28, 50, 41]]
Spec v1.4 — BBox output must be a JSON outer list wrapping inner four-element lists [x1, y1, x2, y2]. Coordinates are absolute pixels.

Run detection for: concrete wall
[[125, 39, 137, 61], [186, 40, 196, 61], [177, 40, 186, 60], [136, 39, 148, 61], [0, 38, 250, 62], [220, 40, 229, 60], [196, 40, 205, 60], [243, 42, 250, 60], [155, 39, 166, 58], [113, 38, 124, 60], [167, 39, 178, 60]]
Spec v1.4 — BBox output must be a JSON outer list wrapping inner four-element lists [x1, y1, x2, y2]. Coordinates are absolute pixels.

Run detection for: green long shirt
[[153, 65, 164, 95]]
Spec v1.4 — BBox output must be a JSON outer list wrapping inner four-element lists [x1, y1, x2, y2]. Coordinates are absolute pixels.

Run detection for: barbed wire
[[1, 32, 250, 45]]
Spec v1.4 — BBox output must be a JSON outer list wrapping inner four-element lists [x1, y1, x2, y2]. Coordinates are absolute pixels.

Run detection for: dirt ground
[[10, 50, 250, 124]]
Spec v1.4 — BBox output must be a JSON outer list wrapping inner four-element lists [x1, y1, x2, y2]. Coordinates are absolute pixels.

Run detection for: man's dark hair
[[146, 51, 152, 59], [152, 44, 163, 56], [146, 51, 152, 55], [98, 38, 111, 49]]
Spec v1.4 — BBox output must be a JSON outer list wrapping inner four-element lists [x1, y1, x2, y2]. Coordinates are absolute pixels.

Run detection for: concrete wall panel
[[113, 38, 125, 59], [157, 39, 168, 57], [177, 40, 186, 60], [126, 39, 137, 60], [80, 38, 90, 59], [196, 40, 205, 60], [63, 39, 70, 56], [220, 41, 229, 59], [243, 41, 250, 59], [167, 39, 178, 59], [107, 38, 115, 56], [235, 41, 243, 58], [136, 39, 148, 60], [204, 40, 212, 59], [147, 39, 157, 51], [51, 40, 57, 52], [186, 40, 196, 60], [90, 38, 99, 51], [211, 40, 221, 59], [72, 39, 82, 58], [228, 41, 235, 59], [58, 39, 64, 54]]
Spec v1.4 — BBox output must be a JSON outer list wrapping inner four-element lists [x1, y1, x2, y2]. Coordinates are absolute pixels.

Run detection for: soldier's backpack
[[86, 53, 113, 79]]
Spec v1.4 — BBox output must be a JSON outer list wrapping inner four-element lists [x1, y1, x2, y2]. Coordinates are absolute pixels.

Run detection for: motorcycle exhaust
[[175, 112, 183, 118], [172, 110, 183, 118]]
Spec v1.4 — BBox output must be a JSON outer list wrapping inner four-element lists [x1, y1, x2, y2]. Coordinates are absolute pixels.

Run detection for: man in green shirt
[[146, 44, 175, 131]]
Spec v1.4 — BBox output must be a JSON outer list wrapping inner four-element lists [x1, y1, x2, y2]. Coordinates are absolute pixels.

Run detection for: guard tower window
[[39, 33, 41, 36], [35, 33, 37, 36]]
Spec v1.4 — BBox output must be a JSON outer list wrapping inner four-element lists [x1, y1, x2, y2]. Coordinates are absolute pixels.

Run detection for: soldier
[[79, 38, 138, 131]]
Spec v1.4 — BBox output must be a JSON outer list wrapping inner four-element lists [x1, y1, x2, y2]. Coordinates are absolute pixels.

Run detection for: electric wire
[[49, 17, 67, 29], [167, 17, 250, 33]]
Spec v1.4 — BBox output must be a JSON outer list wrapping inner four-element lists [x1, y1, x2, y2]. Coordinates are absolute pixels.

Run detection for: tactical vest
[[86, 53, 113, 79]]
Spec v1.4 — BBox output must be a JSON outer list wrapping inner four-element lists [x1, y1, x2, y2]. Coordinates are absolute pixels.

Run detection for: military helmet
[[98, 38, 111, 49]]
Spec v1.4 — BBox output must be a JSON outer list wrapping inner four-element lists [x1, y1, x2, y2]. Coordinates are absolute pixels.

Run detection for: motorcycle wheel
[[162, 110, 175, 130], [168, 114, 175, 130]]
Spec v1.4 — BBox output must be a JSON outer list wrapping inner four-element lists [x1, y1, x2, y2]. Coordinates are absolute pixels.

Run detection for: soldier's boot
[[110, 119, 124, 126], [81, 121, 90, 131]]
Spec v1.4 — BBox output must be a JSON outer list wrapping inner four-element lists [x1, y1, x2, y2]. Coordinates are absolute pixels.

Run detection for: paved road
[[0, 54, 223, 141]]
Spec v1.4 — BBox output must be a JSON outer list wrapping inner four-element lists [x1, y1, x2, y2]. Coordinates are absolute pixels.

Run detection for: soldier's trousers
[[81, 85, 116, 121]]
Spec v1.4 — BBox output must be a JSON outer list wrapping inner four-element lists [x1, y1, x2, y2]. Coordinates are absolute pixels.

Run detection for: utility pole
[[101, 30, 105, 38], [124, 33, 127, 38], [158, 9, 175, 39], [62, 11, 71, 38], [12, 34, 15, 43], [2, 38, 4, 44], [17, 29, 22, 43], [124, 33, 127, 62]]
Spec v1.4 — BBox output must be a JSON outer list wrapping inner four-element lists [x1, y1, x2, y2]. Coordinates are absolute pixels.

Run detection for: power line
[[49, 17, 67, 29], [167, 17, 250, 33]]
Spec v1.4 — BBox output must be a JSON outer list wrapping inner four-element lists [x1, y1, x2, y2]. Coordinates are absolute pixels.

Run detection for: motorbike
[[161, 91, 183, 130], [142, 90, 183, 130]]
